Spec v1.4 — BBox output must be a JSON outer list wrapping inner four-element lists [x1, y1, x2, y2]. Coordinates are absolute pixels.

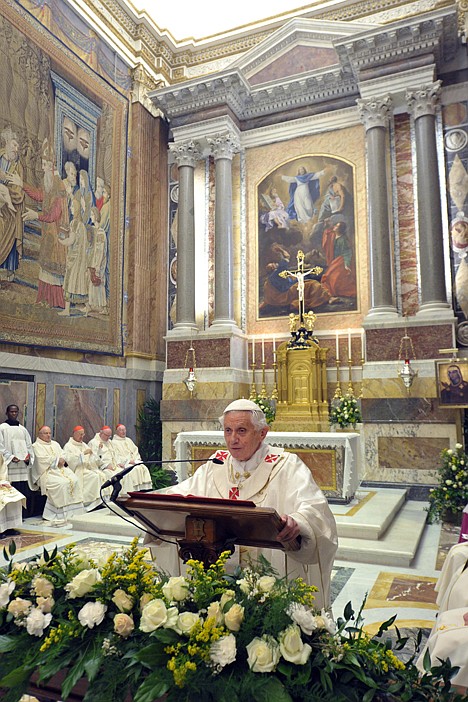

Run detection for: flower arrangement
[[0, 540, 463, 702], [249, 394, 276, 425], [426, 443, 468, 523], [329, 393, 362, 429]]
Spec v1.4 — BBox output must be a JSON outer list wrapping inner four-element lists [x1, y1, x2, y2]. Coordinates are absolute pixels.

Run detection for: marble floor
[[0, 489, 461, 655]]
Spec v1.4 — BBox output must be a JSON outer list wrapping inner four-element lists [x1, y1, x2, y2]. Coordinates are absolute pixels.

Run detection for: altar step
[[333, 488, 407, 540], [334, 499, 428, 568]]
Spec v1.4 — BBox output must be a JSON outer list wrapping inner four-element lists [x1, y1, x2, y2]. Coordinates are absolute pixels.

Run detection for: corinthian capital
[[357, 95, 393, 131], [206, 132, 240, 160], [170, 140, 202, 168], [406, 81, 442, 119]]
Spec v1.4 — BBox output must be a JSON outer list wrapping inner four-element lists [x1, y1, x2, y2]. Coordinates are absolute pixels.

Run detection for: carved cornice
[[406, 80, 442, 118], [357, 95, 393, 129]]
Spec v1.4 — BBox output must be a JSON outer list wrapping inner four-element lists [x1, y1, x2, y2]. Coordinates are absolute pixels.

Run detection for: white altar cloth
[[174, 431, 361, 502]]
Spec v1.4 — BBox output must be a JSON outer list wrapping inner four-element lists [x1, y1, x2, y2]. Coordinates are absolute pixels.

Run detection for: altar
[[174, 430, 361, 503]]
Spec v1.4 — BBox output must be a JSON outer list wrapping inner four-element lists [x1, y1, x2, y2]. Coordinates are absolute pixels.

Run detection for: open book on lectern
[[118, 492, 301, 552]]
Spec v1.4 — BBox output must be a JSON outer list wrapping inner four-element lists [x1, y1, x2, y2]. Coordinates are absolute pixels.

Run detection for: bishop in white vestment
[[89, 426, 149, 495], [63, 426, 102, 511], [112, 424, 152, 490], [32, 426, 85, 522], [150, 399, 338, 611]]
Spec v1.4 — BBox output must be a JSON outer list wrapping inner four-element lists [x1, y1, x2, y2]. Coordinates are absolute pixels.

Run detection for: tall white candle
[[262, 337, 265, 363], [335, 331, 339, 358], [348, 330, 352, 359], [252, 337, 255, 364], [272, 336, 276, 354]]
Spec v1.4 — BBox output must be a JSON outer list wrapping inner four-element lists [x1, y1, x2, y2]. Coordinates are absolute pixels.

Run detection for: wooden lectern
[[118, 492, 301, 569]]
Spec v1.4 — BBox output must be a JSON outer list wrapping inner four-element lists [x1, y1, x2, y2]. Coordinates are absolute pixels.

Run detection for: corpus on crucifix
[[279, 250, 322, 329]]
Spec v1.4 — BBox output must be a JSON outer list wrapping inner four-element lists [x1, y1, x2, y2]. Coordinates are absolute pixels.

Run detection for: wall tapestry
[[0, 0, 127, 353], [257, 155, 356, 319]]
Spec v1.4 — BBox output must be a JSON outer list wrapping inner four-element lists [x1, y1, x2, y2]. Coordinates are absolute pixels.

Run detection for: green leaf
[[152, 628, 179, 644], [132, 643, 168, 667], [251, 677, 292, 702], [0, 664, 32, 687], [0, 635, 18, 653], [134, 671, 170, 702], [343, 602, 354, 621], [61, 660, 87, 701], [362, 689, 376, 702]]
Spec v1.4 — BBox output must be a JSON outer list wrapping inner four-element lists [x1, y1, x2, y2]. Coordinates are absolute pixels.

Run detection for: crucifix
[[279, 250, 322, 327]]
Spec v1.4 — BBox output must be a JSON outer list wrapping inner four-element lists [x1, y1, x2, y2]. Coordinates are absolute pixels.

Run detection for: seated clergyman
[[152, 399, 338, 611], [112, 424, 152, 491]]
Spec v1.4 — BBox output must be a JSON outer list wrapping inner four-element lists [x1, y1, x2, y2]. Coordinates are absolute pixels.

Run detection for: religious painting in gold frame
[[436, 360, 468, 408], [257, 155, 357, 320]]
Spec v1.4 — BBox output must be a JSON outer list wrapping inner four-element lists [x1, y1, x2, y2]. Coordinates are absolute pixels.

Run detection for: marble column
[[406, 82, 450, 316], [207, 132, 240, 328], [169, 140, 201, 331], [357, 95, 398, 319]]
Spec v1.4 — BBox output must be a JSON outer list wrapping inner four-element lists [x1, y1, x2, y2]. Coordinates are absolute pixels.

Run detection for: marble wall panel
[[362, 422, 457, 484], [394, 114, 418, 317], [0, 379, 31, 429], [366, 326, 453, 362], [53, 385, 108, 447], [166, 339, 231, 369], [362, 398, 459, 423]]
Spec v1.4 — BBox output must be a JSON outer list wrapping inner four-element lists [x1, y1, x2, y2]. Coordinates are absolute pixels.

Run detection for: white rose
[[19, 696, 41, 702], [288, 603, 317, 635], [220, 590, 235, 610], [112, 589, 134, 612], [257, 576, 276, 594], [140, 599, 169, 632], [246, 636, 280, 672], [25, 607, 52, 637], [114, 613, 135, 638], [447, 449, 453, 455], [279, 624, 312, 664], [210, 634, 237, 669], [446, 480, 453, 485], [207, 601, 224, 626], [8, 598, 32, 618], [0, 580, 15, 608], [36, 597, 54, 614], [32, 577, 54, 599], [162, 576, 189, 602], [65, 569, 101, 599], [236, 578, 250, 594], [175, 611, 200, 635], [456, 443, 462, 449], [140, 593, 153, 611], [224, 603, 244, 632], [78, 601, 107, 628], [163, 606, 179, 630], [312, 610, 336, 635]]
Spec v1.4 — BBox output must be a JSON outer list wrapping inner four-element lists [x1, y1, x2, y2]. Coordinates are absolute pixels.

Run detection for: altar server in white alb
[[62, 426, 102, 511], [154, 399, 338, 611], [31, 426, 85, 523], [112, 424, 152, 491], [0, 404, 36, 517], [0, 453, 26, 537]]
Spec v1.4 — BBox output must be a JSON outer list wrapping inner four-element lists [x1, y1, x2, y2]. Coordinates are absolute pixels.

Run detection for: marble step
[[331, 488, 407, 541], [335, 501, 428, 567], [70, 505, 144, 537]]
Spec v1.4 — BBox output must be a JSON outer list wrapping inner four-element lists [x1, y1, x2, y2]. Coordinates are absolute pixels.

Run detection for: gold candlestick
[[259, 362, 267, 399], [271, 361, 279, 400], [333, 359, 342, 400], [347, 358, 354, 396], [249, 363, 257, 400]]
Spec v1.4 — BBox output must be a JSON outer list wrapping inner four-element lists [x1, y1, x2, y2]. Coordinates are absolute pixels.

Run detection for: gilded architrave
[[35, 383, 46, 437]]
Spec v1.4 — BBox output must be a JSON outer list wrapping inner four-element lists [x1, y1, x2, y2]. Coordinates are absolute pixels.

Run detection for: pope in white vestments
[[112, 424, 152, 491], [151, 399, 338, 611], [31, 426, 85, 522], [63, 426, 103, 511], [0, 453, 26, 536]]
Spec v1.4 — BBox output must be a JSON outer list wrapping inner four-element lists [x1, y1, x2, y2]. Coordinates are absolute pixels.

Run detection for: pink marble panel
[[249, 46, 339, 85], [167, 338, 231, 369], [366, 325, 453, 362]]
